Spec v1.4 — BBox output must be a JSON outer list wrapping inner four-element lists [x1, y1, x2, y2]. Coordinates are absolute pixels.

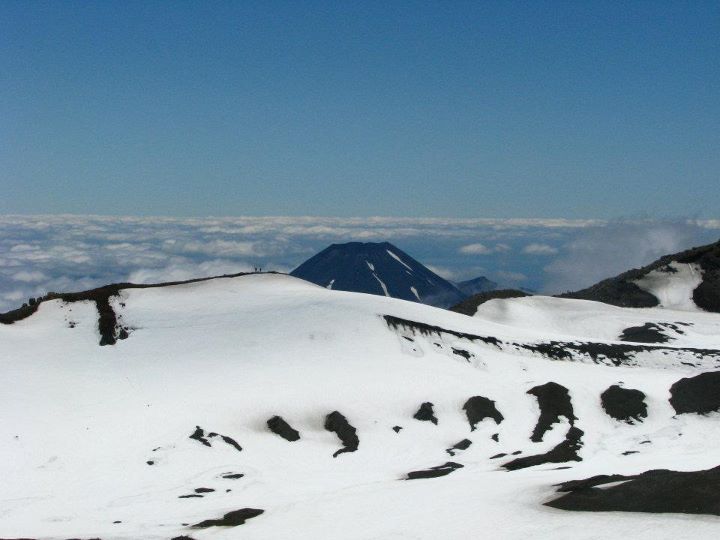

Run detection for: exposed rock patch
[[600, 385, 647, 423], [669, 371, 720, 414], [619, 323, 670, 344], [463, 396, 503, 430], [413, 402, 438, 425], [446, 439, 472, 456], [189, 426, 211, 447], [406, 461, 463, 480], [451, 347, 472, 361], [267, 416, 300, 441], [527, 383, 575, 442], [188, 426, 242, 452], [324, 411, 359, 457], [192, 508, 264, 528], [546, 465, 720, 515], [503, 427, 584, 471]]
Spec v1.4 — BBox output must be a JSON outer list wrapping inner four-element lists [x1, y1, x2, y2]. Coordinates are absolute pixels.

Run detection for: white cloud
[[165, 239, 261, 257], [459, 242, 513, 255], [459, 243, 493, 255], [522, 243, 558, 255], [12, 271, 48, 283]]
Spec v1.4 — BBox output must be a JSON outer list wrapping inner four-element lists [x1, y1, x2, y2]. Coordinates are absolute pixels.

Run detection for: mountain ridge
[[560, 238, 720, 312]]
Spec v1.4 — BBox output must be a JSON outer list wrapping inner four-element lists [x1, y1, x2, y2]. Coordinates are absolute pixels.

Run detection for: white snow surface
[[633, 261, 703, 311], [1, 273, 719, 539]]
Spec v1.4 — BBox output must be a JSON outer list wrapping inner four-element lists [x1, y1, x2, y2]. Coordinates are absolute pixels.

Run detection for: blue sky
[[2, 1, 718, 218]]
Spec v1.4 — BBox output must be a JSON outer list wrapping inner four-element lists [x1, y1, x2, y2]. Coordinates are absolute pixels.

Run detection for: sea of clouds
[[0, 215, 718, 312]]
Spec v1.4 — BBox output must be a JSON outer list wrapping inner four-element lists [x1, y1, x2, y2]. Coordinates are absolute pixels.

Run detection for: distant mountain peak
[[455, 276, 497, 297], [290, 241, 465, 307]]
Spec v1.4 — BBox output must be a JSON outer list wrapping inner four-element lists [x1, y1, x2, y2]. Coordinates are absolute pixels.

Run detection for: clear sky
[[1, 1, 718, 218]]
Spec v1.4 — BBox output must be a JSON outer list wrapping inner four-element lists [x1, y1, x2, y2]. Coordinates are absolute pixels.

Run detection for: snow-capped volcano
[[290, 241, 465, 307], [1, 271, 720, 539], [562, 238, 720, 312]]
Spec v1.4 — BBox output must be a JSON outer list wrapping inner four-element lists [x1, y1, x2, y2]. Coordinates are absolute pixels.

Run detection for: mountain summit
[[290, 241, 465, 307]]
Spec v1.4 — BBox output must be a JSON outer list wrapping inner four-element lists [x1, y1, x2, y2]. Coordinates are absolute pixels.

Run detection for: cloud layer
[[0, 215, 717, 311]]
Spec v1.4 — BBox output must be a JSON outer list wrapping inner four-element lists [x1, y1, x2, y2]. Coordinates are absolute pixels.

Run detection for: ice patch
[[326, 279, 335, 290], [366, 261, 375, 271]]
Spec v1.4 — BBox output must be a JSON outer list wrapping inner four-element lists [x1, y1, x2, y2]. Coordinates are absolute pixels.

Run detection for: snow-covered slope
[[1, 273, 720, 539], [290, 241, 465, 307]]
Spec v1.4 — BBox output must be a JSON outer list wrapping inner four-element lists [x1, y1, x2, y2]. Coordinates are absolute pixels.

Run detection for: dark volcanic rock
[[290, 241, 465, 307], [267, 416, 300, 442], [547, 465, 720, 516], [451, 347, 472, 361], [406, 461, 464, 480], [669, 371, 720, 414], [619, 323, 670, 344], [503, 427, 584, 471], [413, 402, 438, 425], [446, 439, 472, 456], [190, 426, 242, 451], [192, 508, 264, 528], [189, 426, 211, 447], [527, 383, 576, 442], [450, 289, 530, 316], [324, 411, 359, 457], [600, 385, 647, 423], [463, 396, 504, 430], [217, 434, 242, 452]]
